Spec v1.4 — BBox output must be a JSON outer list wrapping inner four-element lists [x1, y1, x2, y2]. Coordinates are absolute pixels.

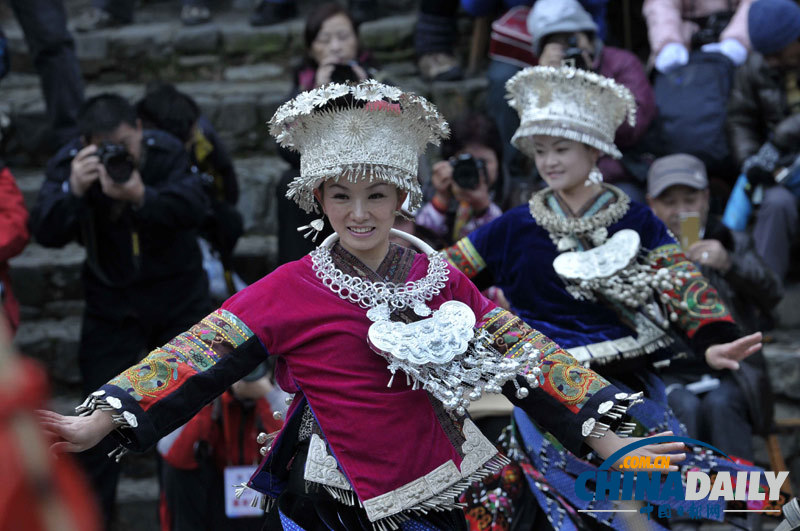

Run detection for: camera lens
[[97, 142, 134, 183], [450, 154, 484, 190]]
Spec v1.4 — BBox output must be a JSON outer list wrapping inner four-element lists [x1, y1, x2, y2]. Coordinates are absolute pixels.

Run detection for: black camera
[[96, 142, 134, 183], [330, 63, 359, 84], [449, 154, 486, 190], [563, 35, 588, 70], [691, 12, 733, 49]]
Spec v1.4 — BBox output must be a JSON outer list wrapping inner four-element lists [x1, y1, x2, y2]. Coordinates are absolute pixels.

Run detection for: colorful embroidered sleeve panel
[[474, 307, 640, 455], [475, 307, 609, 414], [647, 243, 734, 338], [446, 237, 487, 279], [87, 309, 267, 452]]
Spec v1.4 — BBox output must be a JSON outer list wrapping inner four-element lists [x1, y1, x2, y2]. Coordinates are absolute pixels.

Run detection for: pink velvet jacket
[[86, 246, 635, 526]]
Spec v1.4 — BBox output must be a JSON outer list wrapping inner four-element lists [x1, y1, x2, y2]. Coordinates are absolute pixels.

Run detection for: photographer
[[30, 93, 211, 528], [416, 113, 504, 248]]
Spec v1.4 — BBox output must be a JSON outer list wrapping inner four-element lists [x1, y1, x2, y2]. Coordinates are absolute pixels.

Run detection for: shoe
[[417, 53, 463, 82], [249, 1, 297, 27], [181, 5, 211, 26], [73, 7, 127, 32]]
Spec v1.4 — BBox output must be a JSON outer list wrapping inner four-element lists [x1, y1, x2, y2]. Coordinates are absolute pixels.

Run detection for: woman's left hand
[[587, 430, 686, 472], [705, 331, 762, 370]]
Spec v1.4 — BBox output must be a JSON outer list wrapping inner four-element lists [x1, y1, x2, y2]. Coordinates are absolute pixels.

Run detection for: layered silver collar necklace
[[309, 229, 450, 321], [529, 184, 630, 250]]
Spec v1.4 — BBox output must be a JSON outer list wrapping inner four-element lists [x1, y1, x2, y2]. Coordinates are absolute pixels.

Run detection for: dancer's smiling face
[[314, 179, 406, 269]]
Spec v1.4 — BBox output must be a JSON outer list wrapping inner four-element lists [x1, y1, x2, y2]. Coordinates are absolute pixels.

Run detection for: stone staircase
[[4, 1, 800, 529]]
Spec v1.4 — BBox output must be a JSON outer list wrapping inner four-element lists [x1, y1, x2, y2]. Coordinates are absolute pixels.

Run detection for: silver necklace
[[310, 229, 450, 321], [529, 184, 630, 250]]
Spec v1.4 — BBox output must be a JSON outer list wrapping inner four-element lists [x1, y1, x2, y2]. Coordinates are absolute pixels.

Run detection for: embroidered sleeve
[[446, 237, 487, 279], [475, 308, 608, 413], [475, 307, 643, 455], [648, 243, 734, 338], [76, 309, 267, 455]]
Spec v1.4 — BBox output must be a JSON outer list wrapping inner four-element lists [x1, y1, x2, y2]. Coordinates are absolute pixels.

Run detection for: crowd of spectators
[[2, 0, 800, 529]]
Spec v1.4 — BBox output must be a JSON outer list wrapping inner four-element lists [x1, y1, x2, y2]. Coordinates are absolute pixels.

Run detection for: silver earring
[[585, 165, 603, 186], [297, 218, 325, 242]]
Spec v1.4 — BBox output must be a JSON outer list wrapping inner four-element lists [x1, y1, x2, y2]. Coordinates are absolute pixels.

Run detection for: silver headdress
[[269, 80, 450, 213], [505, 66, 636, 159]]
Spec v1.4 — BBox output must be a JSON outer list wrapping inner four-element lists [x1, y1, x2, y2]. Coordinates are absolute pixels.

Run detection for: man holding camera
[[30, 93, 212, 527]]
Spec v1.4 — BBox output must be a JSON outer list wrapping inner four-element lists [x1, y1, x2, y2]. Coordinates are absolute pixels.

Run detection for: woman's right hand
[[38, 409, 116, 453]]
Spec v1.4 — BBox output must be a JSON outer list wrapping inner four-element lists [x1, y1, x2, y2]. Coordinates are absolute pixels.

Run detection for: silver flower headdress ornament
[[505, 66, 636, 168], [269, 80, 450, 221]]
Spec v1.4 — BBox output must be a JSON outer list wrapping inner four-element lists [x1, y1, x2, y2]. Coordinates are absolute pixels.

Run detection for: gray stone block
[[11, 169, 44, 212], [174, 24, 222, 54], [221, 21, 291, 57], [74, 33, 108, 61], [764, 344, 800, 401], [43, 300, 86, 319], [109, 22, 175, 60], [13, 316, 82, 386], [177, 54, 219, 69], [776, 282, 800, 329], [224, 62, 285, 82], [235, 156, 288, 235], [359, 14, 415, 51], [9, 243, 85, 306]]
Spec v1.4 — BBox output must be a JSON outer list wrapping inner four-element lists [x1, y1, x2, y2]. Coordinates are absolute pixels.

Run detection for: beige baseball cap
[[647, 154, 708, 198]]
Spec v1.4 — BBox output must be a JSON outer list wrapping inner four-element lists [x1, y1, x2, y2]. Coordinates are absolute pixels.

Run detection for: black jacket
[[701, 217, 783, 332], [727, 53, 795, 166], [665, 216, 781, 435], [30, 130, 210, 314]]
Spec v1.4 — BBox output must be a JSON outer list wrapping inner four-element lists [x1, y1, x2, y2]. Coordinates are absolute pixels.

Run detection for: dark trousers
[[415, 0, 460, 55], [664, 372, 754, 461], [76, 285, 210, 530], [163, 463, 265, 531], [8, 0, 84, 147], [753, 185, 798, 282]]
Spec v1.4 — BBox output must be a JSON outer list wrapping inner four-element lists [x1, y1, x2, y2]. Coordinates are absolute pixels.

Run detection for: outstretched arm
[[40, 308, 267, 455]]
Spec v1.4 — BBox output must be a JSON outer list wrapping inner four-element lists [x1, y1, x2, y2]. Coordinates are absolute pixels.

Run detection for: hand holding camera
[[97, 157, 145, 207], [70, 142, 144, 205], [431, 154, 491, 212], [69, 144, 102, 197], [539, 33, 594, 69], [315, 56, 368, 87]]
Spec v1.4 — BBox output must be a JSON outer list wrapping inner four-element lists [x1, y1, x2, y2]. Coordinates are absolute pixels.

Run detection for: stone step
[[775, 281, 800, 329], [1, 71, 485, 159], [4, 12, 416, 83]]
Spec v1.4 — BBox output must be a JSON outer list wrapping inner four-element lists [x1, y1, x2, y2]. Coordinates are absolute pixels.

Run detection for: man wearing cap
[[727, 0, 800, 282], [647, 153, 780, 469]]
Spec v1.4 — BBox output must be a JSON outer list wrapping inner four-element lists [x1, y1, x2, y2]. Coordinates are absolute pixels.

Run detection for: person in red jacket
[[158, 361, 285, 531], [0, 164, 30, 336], [0, 313, 101, 531]]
